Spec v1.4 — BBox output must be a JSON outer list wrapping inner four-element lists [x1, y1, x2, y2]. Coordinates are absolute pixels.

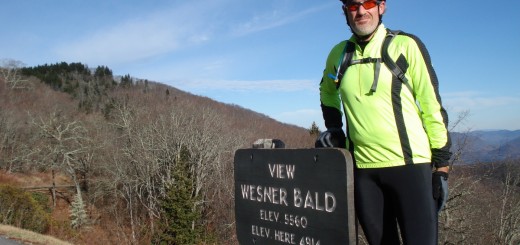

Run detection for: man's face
[[343, 0, 385, 37]]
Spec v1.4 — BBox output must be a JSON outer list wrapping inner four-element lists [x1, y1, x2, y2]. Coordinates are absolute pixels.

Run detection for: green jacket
[[320, 24, 451, 169]]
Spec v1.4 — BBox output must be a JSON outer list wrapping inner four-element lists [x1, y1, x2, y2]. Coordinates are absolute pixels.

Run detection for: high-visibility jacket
[[319, 24, 452, 169]]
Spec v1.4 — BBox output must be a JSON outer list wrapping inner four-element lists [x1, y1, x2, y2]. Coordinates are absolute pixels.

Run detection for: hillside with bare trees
[[0, 61, 519, 244], [0, 61, 315, 244]]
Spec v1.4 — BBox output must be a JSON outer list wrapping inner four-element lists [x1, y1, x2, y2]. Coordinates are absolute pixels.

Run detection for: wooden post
[[51, 169, 56, 208]]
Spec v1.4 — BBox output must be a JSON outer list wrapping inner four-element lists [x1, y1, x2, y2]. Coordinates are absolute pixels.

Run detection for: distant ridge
[[451, 130, 520, 163]]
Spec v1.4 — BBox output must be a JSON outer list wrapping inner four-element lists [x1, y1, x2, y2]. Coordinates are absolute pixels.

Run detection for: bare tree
[[31, 110, 92, 208], [438, 169, 485, 244], [101, 96, 171, 242], [438, 110, 484, 244], [495, 161, 520, 245], [0, 59, 29, 90], [0, 110, 25, 173], [100, 93, 250, 243], [176, 105, 247, 238], [447, 110, 472, 169]]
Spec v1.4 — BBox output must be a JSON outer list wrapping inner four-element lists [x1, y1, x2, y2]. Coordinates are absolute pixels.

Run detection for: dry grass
[[0, 224, 73, 245]]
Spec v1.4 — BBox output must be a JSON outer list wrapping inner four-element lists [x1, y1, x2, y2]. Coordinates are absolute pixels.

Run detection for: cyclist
[[316, 0, 452, 244]]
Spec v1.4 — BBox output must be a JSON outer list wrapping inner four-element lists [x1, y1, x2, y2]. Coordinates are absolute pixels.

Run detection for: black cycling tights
[[354, 163, 437, 245]]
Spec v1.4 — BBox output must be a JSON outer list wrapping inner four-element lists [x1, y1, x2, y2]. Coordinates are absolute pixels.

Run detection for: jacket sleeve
[[320, 42, 345, 129], [406, 35, 452, 168]]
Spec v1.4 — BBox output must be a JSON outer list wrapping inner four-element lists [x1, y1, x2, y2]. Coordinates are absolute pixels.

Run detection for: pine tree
[[120, 74, 133, 87], [153, 148, 201, 244], [309, 121, 321, 137]]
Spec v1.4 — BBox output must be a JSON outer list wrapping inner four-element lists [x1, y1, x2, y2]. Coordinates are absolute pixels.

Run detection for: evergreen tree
[[70, 193, 87, 229], [94, 65, 112, 77], [309, 121, 321, 138], [120, 74, 133, 87], [153, 148, 201, 245]]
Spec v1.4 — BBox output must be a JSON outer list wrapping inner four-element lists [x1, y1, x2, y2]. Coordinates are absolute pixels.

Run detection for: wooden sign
[[234, 148, 355, 245]]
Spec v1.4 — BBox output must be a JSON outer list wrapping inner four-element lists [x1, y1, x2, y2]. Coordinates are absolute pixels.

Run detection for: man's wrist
[[436, 166, 449, 173]]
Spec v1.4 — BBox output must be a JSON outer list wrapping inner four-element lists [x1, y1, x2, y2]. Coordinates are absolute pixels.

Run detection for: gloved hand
[[432, 171, 449, 213], [315, 128, 346, 148]]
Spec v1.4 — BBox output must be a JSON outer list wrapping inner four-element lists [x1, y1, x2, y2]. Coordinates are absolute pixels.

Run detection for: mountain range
[[450, 130, 520, 164]]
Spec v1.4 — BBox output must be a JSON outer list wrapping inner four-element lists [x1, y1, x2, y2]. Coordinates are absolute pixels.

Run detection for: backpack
[[330, 29, 412, 94]]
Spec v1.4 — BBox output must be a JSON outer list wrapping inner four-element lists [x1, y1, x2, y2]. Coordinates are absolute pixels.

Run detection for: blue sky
[[2, 0, 519, 131]]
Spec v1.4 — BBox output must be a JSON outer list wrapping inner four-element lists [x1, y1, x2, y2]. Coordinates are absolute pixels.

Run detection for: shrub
[[31, 192, 51, 213], [0, 185, 50, 233]]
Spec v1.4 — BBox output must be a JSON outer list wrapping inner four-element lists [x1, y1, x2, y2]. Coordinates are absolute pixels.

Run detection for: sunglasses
[[343, 0, 380, 12]]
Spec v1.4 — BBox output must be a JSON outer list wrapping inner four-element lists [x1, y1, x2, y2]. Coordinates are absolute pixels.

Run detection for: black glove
[[315, 128, 346, 148], [432, 171, 449, 213]]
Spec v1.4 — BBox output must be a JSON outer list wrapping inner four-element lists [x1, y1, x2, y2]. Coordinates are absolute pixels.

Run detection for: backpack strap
[[330, 41, 355, 89], [382, 29, 413, 94], [330, 29, 413, 94]]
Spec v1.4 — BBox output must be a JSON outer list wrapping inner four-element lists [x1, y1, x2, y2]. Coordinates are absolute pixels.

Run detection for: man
[[316, 0, 452, 244]]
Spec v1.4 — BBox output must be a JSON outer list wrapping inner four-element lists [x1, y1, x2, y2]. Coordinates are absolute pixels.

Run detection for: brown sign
[[234, 148, 355, 244]]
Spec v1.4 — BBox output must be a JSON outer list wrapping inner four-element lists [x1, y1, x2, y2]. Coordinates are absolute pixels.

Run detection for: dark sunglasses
[[343, 0, 380, 12]]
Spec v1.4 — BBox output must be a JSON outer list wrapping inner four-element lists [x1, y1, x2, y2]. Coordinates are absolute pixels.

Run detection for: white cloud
[[52, 1, 332, 73], [53, 1, 220, 65], [442, 91, 520, 130], [231, 10, 293, 37], [443, 91, 520, 113], [231, 4, 331, 37]]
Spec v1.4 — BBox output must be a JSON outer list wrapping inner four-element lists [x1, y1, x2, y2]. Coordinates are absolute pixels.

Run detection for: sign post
[[234, 148, 355, 245]]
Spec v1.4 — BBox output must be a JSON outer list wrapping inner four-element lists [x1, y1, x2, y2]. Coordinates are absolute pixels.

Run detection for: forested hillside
[[0, 61, 315, 244], [0, 61, 519, 244]]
